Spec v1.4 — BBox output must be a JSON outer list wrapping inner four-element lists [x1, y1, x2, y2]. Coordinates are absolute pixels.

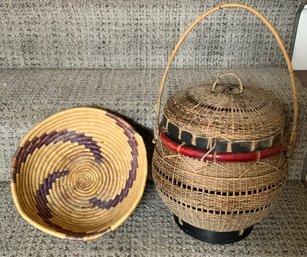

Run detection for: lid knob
[[212, 73, 244, 94]]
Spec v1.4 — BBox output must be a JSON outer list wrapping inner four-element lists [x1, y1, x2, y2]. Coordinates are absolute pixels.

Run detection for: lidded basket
[[152, 3, 298, 244]]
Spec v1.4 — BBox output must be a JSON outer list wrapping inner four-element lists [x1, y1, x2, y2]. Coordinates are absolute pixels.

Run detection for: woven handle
[[212, 73, 243, 93], [154, 3, 298, 158]]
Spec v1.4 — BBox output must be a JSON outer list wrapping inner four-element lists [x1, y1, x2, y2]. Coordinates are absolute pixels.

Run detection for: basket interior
[[11, 108, 147, 240]]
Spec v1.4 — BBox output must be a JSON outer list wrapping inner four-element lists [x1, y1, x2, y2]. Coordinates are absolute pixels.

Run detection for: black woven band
[[161, 114, 283, 153]]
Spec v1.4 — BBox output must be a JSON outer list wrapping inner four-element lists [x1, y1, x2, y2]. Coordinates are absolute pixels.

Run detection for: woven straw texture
[[1, 181, 307, 256], [153, 139, 287, 232], [0, 68, 306, 181], [11, 107, 147, 240], [0, 0, 304, 69], [163, 82, 285, 142], [153, 3, 297, 232]]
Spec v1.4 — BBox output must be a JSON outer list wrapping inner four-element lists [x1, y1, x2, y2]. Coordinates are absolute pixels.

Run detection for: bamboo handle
[[154, 3, 298, 158], [212, 73, 243, 93]]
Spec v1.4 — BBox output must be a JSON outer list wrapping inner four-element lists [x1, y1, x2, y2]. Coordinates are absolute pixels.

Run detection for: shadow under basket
[[11, 107, 147, 241]]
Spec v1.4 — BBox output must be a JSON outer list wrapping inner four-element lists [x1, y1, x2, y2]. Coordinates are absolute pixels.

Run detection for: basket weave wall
[[153, 140, 287, 232]]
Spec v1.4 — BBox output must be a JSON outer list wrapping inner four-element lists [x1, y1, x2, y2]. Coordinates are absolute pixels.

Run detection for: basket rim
[[11, 107, 148, 241]]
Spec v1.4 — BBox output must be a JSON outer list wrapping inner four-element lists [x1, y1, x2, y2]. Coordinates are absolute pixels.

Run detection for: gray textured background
[[1, 1, 307, 256], [0, 0, 304, 69]]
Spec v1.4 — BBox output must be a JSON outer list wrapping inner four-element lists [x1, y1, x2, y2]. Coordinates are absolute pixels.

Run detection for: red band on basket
[[160, 132, 283, 162]]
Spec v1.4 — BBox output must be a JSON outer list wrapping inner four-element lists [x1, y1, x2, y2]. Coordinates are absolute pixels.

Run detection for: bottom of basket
[[174, 215, 253, 244]]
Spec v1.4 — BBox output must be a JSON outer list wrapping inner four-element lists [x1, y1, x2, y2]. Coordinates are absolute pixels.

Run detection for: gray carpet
[[0, 0, 304, 69], [0, 181, 306, 257], [1, 68, 306, 182], [1, 1, 306, 255]]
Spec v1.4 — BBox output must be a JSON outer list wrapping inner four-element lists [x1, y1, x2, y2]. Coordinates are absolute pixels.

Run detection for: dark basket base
[[174, 215, 253, 244]]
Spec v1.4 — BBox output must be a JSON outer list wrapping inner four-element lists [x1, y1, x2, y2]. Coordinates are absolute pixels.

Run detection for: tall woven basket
[[11, 107, 147, 241], [152, 3, 298, 244]]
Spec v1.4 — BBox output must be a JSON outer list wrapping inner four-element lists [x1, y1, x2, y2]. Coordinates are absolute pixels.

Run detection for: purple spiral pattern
[[13, 130, 103, 183], [12, 111, 140, 238], [89, 112, 138, 209]]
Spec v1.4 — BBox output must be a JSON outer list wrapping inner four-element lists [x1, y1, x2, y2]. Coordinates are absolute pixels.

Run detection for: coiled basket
[[11, 107, 147, 241], [152, 3, 298, 244]]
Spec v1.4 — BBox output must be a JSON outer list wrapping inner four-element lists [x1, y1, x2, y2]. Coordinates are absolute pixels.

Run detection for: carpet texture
[[1, 68, 306, 182], [0, 181, 306, 257], [0, 0, 304, 69], [1, 1, 306, 256]]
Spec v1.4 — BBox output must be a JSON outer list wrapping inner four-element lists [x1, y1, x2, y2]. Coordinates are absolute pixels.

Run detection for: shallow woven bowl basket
[[11, 107, 147, 241]]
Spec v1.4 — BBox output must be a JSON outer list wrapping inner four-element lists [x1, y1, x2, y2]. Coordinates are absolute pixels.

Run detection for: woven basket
[[153, 138, 287, 232], [152, 3, 298, 243], [11, 107, 147, 241]]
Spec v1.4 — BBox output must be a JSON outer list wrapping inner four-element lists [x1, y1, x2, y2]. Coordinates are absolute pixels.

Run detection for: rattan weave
[[154, 4, 298, 157], [153, 139, 287, 232], [152, 3, 298, 234], [163, 82, 285, 143], [11, 107, 147, 241]]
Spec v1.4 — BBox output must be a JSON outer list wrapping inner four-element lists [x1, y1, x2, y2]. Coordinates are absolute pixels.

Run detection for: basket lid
[[11, 107, 147, 241], [161, 73, 285, 153]]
